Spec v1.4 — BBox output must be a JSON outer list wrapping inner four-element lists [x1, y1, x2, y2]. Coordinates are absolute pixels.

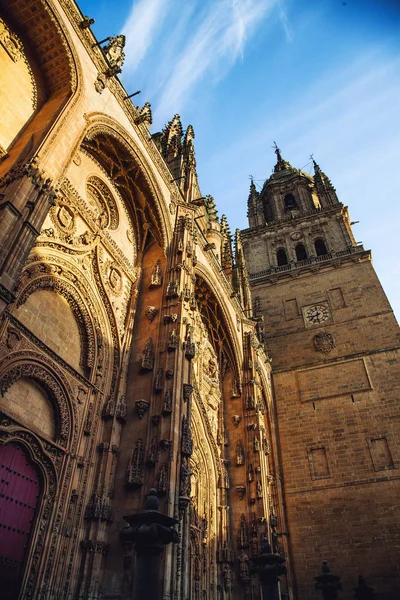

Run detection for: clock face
[[304, 304, 330, 325]]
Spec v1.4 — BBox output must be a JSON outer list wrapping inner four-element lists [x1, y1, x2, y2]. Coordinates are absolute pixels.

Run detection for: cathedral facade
[[0, 2, 398, 600]]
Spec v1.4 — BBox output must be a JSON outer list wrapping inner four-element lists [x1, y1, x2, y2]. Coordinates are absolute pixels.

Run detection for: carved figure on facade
[[182, 415, 193, 457], [145, 306, 158, 322], [103, 34, 126, 73], [147, 437, 159, 466], [183, 383, 193, 403], [180, 458, 192, 497], [238, 550, 251, 585], [166, 279, 179, 298], [140, 337, 154, 371], [236, 440, 245, 466], [157, 463, 169, 496], [238, 514, 249, 550], [162, 389, 172, 415], [231, 378, 241, 398], [116, 395, 127, 422], [149, 259, 162, 288], [219, 459, 230, 489], [168, 329, 178, 351], [135, 399, 150, 419], [126, 439, 144, 488], [154, 368, 163, 392]]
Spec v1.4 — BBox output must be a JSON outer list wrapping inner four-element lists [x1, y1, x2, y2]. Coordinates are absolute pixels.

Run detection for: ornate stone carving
[[219, 459, 230, 489], [231, 378, 241, 398], [149, 259, 162, 288], [135, 399, 149, 419], [146, 437, 159, 466], [168, 329, 178, 351], [180, 457, 191, 497], [314, 331, 335, 354], [163, 313, 178, 324], [183, 383, 193, 403], [154, 368, 163, 392], [116, 395, 127, 422], [145, 306, 158, 322], [166, 280, 179, 298], [181, 416, 193, 457], [5, 327, 21, 349], [232, 415, 242, 428], [140, 337, 154, 371], [236, 440, 245, 466], [84, 403, 94, 435], [236, 486, 246, 500], [104, 34, 126, 73], [246, 395, 255, 411], [126, 440, 144, 488], [162, 389, 172, 415], [157, 463, 169, 496], [184, 326, 196, 360], [238, 514, 249, 550], [0, 361, 72, 445], [238, 550, 251, 585]]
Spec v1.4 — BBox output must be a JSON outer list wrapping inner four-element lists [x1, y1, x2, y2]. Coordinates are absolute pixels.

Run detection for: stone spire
[[312, 158, 339, 205], [161, 114, 183, 158], [273, 142, 292, 173], [220, 214, 233, 272], [205, 195, 218, 222], [247, 179, 264, 228]]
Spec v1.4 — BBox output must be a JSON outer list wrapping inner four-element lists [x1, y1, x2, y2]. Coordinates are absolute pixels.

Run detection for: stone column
[[251, 538, 286, 600], [121, 489, 178, 600]]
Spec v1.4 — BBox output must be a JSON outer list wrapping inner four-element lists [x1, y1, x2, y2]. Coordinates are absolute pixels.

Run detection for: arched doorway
[[0, 443, 41, 600]]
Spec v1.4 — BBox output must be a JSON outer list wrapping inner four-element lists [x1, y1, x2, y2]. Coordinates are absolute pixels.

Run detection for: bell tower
[[241, 147, 400, 599]]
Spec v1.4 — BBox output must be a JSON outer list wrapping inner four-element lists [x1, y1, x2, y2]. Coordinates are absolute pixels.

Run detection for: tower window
[[284, 193, 297, 211], [277, 248, 288, 266], [295, 243, 308, 261], [315, 238, 328, 256]]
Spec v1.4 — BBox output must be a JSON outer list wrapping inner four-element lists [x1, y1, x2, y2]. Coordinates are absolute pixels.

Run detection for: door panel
[[0, 443, 41, 600]]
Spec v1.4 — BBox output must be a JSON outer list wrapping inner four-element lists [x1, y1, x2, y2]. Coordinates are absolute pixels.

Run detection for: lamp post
[[315, 561, 342, 600], [121, 489, 178, 600], [251, 537, 286, 600], [354, 575, 375, 599]]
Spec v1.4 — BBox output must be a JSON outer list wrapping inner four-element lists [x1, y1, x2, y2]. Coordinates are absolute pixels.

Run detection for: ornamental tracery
[[86, 175, 119, 230], [0, 355, 74, 447]]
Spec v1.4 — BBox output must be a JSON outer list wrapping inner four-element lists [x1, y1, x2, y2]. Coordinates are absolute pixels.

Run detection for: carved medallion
[[109, 266, 123, 294], [314, 332, 335, 355], [290, 231, 303, 241], [57, 204, 75, 233]]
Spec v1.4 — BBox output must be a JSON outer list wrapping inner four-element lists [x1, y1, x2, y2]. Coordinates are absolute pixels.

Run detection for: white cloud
[[154, 0, 276, 121], [122, 0, 169, 72], [121, 0, 278, 122]]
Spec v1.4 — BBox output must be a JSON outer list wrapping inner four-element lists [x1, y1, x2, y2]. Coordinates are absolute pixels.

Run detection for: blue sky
[[80, 0, 400, 320]]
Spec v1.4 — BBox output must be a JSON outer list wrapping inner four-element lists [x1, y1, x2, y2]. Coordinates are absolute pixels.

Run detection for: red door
[[0, 443, 41, 600]]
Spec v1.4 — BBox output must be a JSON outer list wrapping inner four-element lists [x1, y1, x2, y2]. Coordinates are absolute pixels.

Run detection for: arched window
[[284, 193, 297, 211], [315, 238, 328, 256], [295, 243, 308, 261], [277, 248, 288, 266]]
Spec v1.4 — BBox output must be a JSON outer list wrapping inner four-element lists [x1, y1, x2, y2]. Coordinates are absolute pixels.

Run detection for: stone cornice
[[241, 204, 345, 235], [249, 247, 371, 284]]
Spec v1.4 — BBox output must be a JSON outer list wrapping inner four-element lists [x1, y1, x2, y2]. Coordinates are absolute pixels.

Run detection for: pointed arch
[[79, 114, 173, 251], [15, 274, 97, 370], [0, 428, 58, 600], [0, 353, 74, 447], [194, 266, 242, 381]]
